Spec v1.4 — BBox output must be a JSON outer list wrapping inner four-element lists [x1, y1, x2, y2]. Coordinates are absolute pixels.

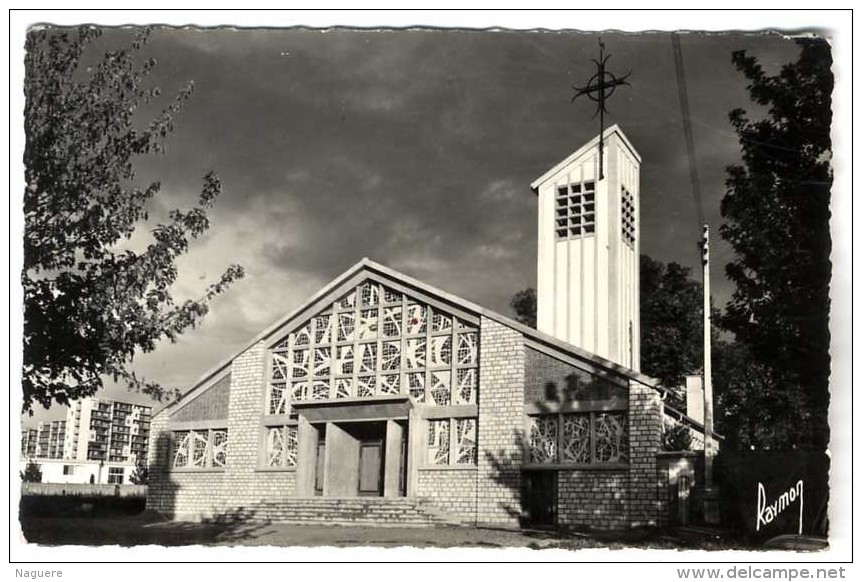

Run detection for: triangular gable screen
[[267, 279, 479, 414], [169, 373, 231, 422]]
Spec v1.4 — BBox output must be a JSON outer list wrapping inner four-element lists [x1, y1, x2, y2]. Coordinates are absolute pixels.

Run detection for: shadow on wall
[[482, 395, 673, 532], [146, 433, 272, 544], [146, 433, 179, 519], [481, 399, 554, 528], [482, 429, 529, 524]]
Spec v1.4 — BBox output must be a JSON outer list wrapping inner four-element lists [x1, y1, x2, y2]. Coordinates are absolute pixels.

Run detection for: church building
[[147, 126, 707, 528]]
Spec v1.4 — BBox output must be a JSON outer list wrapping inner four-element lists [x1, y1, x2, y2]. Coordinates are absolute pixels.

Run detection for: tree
[[20, 461, 43, 483], [509, 288, 537, 329], [712, 339, 800, 450], [129, 458, 149, 485], [719, 39, 832, 450], [509, 255, 705, 389], [661, 421, 692, 452], [23, 27, 244, 413], [640, 255, 704, 390]]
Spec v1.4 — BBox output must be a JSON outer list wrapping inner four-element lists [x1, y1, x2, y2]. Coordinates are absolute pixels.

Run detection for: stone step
[[244, 497, 459, 527]]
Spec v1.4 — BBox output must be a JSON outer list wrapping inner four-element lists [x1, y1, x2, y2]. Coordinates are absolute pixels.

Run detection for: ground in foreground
[[19, 513, 769, 551]]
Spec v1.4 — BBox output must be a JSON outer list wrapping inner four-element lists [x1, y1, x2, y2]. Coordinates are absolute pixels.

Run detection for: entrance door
[[522, 471, 557, 527], [314, 441, 325, 496], [358, 441, 384, 496], [398, 427, 408, 496]]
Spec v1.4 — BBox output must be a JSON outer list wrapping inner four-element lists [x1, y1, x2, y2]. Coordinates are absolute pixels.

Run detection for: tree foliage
[[23, 26, 244, 413], [719, 39, 832, 450], [129, 458, 149, 485], [640, 255, 704, 390], [661, 421, 693, 452], [20, 461, 43, 483], [509, 287, 537, 329], [712, 339, 802, 450]]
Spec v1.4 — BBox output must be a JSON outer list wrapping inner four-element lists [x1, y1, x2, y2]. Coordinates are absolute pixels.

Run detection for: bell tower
[[531, 124, 640, 370]]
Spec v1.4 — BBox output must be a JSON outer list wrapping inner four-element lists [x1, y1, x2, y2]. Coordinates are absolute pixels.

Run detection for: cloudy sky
[[20, 18, 833, 424]]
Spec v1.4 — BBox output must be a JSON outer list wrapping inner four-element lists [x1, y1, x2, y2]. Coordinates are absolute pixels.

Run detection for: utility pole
[[701, 225, 720, 524]]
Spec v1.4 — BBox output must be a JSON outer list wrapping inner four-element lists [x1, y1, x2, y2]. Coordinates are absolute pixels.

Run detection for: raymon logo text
[[756, 479, 803, 534]]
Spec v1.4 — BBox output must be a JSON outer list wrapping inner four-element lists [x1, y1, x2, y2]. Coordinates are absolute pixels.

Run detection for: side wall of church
[[476, 317, 525, 526], [147, 409, 234, 520], [551, 380, 665, 529], [147, 341, 296, 520]]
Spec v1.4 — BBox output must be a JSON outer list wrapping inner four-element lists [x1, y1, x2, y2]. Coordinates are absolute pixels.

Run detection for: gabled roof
[[530, 124, 641, 193], [155, 257, 660, 418]]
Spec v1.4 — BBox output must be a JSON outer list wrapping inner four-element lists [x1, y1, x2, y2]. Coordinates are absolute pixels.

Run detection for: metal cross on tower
[[572, 39, 631, 180]]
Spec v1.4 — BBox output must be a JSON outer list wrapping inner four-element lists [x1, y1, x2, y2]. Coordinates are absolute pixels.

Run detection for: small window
[[555, 181, 596, 240], [172, 428, 229, 469], [265, 425, 298, 468], [621, 186, 636, 246], [107, 467, 124, 484], [63, 465, 74, 475], [426, 417, 478, 466]]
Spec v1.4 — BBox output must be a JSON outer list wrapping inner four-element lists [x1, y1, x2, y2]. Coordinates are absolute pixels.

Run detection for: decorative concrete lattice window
[[594, 412, 628, 463], [267, 279, 479, 410], [407, 372, 425, 402], [528, 416, 558, 464], [427, 419, 450, 465], [211, 429, 229, 468], [268, 383, 287, 415], [266, 425, 298, 468], [426, 417, 478, 466], [561, 414, 591, 463], [555, 180, 596, 240], [314, 314, 332, 344], [429, 370, 451, 405], [455, 418, 477, 465], [621, 186, 636, 247], [456, 369, 477, 405], [528, 412, 628, 465], [172, 428, 228, 469]]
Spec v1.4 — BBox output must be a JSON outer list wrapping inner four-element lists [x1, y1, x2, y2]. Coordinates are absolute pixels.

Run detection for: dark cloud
[[23, 26, 817, 420]]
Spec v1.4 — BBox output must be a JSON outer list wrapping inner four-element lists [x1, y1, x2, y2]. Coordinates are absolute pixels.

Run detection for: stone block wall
[[222, 341, 296, 504], [628, 379, 664, 526], [476, 317, 524, 526], [416, 468, 478, 523], [153, 472, 228, 520], [558, 470, 629, 529], [145, 410, 174, 515], [147, 341, 296, 519], [147, 385, 235, 519]]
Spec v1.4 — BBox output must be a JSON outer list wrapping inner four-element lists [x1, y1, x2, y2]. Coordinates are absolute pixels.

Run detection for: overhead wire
[[671, 32, 706, 232]]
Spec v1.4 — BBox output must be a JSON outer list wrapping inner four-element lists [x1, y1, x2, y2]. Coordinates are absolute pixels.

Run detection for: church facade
[[147, 126, 706, 528]]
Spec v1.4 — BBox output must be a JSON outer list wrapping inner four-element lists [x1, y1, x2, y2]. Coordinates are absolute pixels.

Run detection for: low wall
[[21, 483, 147, 498], [19, 485, 148, 517]]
